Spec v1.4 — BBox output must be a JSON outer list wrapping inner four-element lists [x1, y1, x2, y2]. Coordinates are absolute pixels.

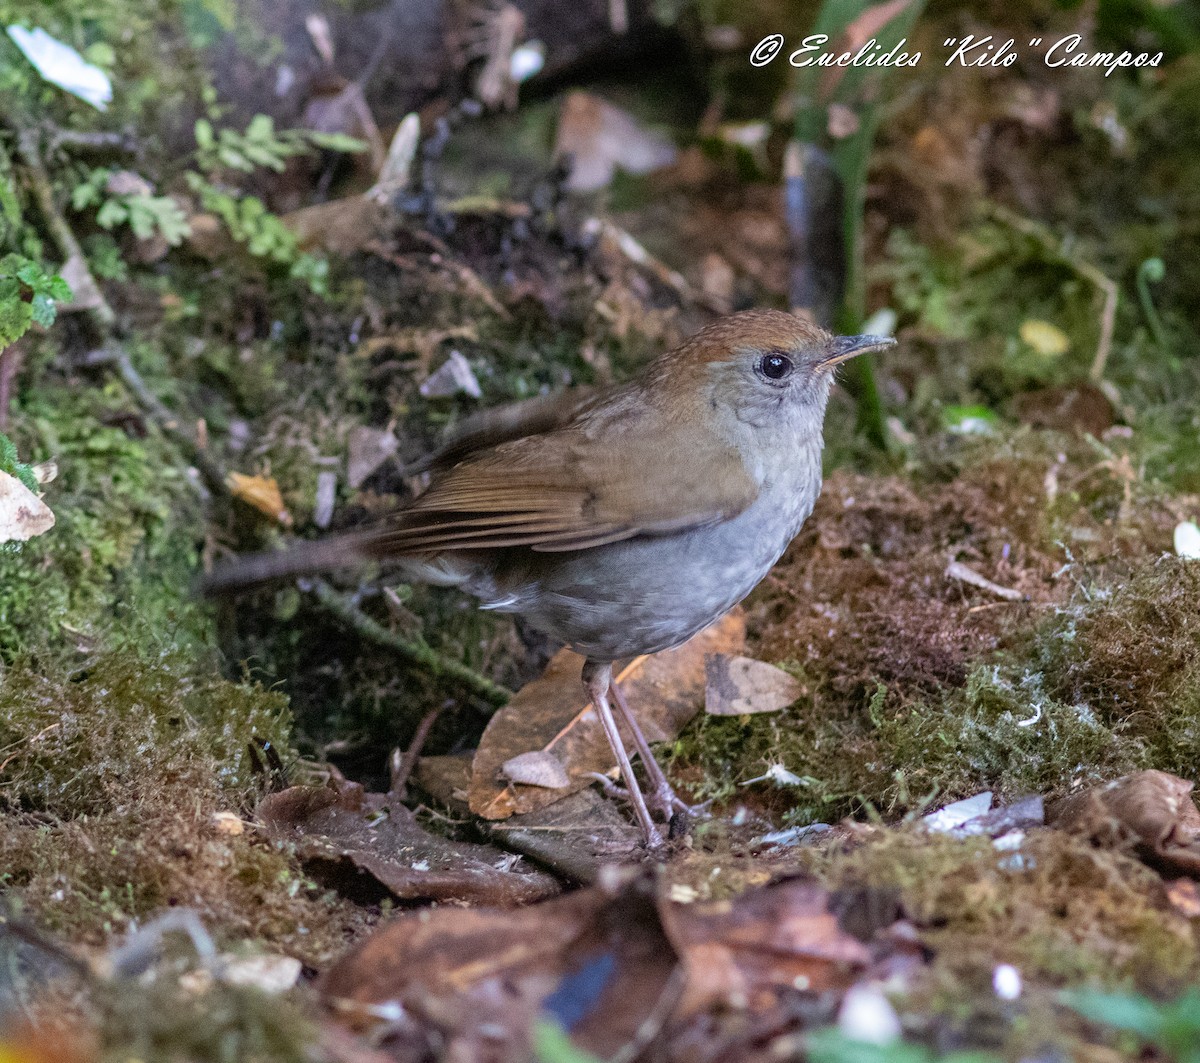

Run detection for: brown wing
[[402, 388, 601, 475], [364, 426, 759, 555]]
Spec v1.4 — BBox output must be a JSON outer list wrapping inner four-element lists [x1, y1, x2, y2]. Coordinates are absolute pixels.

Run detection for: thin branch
[[15, 128, 227, 493], [309, 578, 512, 707], [984, 201, 1119, 382], [389, 706, 442, 800], [44, 127, 138, 156], [0, 339, 26, 430]]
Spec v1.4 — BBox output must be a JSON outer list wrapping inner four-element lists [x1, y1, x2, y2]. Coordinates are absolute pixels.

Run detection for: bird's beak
[[818, 334, 896, 370]]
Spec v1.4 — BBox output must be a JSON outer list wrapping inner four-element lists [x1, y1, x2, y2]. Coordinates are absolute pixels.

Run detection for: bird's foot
[[585, 772, 708, 840], [648, 781, 711, 839]]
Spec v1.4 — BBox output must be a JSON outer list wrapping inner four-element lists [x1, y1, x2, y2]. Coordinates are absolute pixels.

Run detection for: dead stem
[[309, 578, 512, 708], [14, 127, 227, 494], [984, 202, 1119, 382]]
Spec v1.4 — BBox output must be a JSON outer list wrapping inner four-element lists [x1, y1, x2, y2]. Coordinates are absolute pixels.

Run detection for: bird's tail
[[199, 533, 375, 595]]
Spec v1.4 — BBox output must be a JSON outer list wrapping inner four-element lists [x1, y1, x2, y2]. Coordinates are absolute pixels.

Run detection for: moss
[[872, 665, 1147, 808], [671, 659, 1145, 825], [804, 828, 1199, 990], [671, 434, 1193, 824], [1037, 556, 1200, 776], [94, 978, 318, 1063], [0, 381, 208, 661], [0, 650, 366, 960]]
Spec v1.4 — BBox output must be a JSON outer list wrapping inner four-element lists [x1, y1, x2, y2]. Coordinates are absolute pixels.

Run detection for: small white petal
[[1174, 521, 1200, 560], [838, 984, 901, 1046], [993, 964, 1022, 1000], [510, 42, 545, 83]]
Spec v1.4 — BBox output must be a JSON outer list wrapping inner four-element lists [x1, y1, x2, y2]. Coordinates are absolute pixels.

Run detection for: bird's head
[[656, 309, 895, 433]]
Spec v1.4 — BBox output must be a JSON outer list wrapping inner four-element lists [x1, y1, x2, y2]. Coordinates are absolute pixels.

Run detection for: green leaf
[[306, 131, 369, 154], [942, 404, 999, 435], [1061, 989, 1166, 1039], [218, 144, 252, 172], [805, 1029, 1001, 1063], [0, 278, 33, 347], [15, 261, 43, 286], [96, 199, 129, 229], [0, 430, 17, 470], [194, 118, 215, 152], [246, 113, 275, 141], [30, 291, 57, 327], [532, 1022, 604, 1063]]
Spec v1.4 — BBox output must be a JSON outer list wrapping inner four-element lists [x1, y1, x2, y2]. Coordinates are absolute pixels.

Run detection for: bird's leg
[[608, 680, 691, 824], [583, 659, 664, 848]]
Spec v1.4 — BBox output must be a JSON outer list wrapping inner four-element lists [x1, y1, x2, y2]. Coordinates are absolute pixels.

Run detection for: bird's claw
[[585, 772, 709, 833]]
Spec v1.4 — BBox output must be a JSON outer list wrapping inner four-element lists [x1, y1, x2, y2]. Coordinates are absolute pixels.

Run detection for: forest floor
[[2, 2, 1200, 1061]]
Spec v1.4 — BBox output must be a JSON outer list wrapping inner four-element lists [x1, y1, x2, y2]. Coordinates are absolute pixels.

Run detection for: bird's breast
[[478, 447, 823, 660]]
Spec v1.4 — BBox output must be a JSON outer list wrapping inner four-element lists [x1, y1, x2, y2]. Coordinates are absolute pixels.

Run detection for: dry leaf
[[704, 654, 802, 716], [502, 751, 572, 789], [1019, 319, 1071, 357], [1167, 878, 1200, 918], [303, 78, 385, 171], [469, 611, 745, 820], [313, 470, 337, 529], [322, 874, 677, 1061], [1048, 770, 1200, 877], [658, 877, 872, 1015], [226, 471, 292, 527], [0, 470, 55, 542], [346, 426, 399, 490], [419, 350, 482, 399], [1013, 383, 1115, 437], [555, 91, 677, 192], [258, 784, 559, 905], [282, 196, 389, 256]]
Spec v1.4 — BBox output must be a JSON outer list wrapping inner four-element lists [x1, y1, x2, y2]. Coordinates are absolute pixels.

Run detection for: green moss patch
[[0, 650, 366, 961]]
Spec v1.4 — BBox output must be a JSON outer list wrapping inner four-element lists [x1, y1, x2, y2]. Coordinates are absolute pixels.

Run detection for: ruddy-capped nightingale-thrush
[[203, 310, 895, 847]]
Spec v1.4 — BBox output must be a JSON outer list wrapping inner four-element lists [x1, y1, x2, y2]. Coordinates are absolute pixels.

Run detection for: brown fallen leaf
[[322, 873, 678, 1061], [0, 470, 55, 543], [226, 471, 292, 527], [554, 91, 677, 193], [704, 654, 802, 716], [417, 754, 641, 878], [657, 877, 873, 1016], [281, 196, 389, 256], [1048, 770, 1200, 877], [1013, 383, 1115, 436], [303, 76, 385, 172], [257, 784, 559, 906], [469, 611, 746, 820]]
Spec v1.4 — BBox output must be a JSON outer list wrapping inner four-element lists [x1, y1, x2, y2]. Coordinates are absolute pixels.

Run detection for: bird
[[203, 310, 894, 847]]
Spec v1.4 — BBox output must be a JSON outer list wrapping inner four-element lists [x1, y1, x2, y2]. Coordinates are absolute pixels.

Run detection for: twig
[[15, 129, 227, 493], [309, 578, 511, 707], [984, 202, 1119, 382], [945, 559, 1026, 602], [389, 706, 442, 799], [44, 128, 138, 156], [16, 129, 115, 331], [0, 338, 25, 430]]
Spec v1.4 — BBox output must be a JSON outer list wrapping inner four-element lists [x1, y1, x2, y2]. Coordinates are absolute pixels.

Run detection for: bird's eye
[[759, 352, 793, 381]]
